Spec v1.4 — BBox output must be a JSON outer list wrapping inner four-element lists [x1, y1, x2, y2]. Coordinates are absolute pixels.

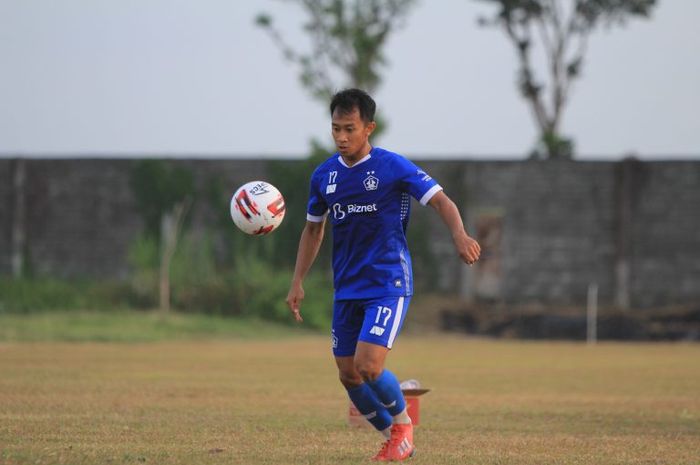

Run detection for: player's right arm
[[286, 218, 326, 323]]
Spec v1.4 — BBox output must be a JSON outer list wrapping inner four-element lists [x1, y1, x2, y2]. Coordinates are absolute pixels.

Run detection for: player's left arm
[[428, 190, 481, 265]]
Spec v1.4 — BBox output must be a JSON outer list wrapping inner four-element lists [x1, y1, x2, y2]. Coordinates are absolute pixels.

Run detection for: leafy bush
[[0, 278, 131, 313], [229, 258, 333, 329], [125, 230, 334, 329], [126, 234, 159, 308]]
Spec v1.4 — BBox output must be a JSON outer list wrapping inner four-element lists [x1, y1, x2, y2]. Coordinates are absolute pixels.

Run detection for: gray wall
[[0, 158, 267, 279], [413, 159, 700, 308], [0, 161, 13, 274], [1, 157, 698, 308]]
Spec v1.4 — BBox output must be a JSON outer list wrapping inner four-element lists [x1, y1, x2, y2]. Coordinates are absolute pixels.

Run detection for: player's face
[[331, 108, 376, 161]]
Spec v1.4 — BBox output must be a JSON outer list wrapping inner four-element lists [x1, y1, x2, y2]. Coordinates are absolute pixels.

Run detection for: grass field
[[1, 332, 699, 465], [0, 311, 314, 343]]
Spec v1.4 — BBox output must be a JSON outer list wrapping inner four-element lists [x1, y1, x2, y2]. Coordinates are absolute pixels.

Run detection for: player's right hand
[[286, 283, 305, 323]]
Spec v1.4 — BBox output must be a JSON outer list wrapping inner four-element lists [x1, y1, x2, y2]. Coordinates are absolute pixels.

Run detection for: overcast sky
[[1, 0, 698, 160]]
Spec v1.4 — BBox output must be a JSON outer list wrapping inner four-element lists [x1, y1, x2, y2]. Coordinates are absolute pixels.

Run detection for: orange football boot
[[373, 423, 415, 461], [372, 439, 391, 461]]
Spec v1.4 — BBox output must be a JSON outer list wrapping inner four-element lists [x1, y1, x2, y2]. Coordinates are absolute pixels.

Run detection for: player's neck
[[341, 143, 372, 167]]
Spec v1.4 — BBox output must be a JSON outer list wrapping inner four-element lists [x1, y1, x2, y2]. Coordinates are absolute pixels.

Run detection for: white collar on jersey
[[337, 152, 372, 168]]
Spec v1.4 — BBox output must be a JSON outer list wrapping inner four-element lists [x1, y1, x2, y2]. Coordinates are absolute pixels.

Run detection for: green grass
[[0, 336, 698, 464], [0, 311, 314, 342]]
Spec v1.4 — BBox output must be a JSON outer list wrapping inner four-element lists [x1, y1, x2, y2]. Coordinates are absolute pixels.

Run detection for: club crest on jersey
[[363, 171, 379, 191]]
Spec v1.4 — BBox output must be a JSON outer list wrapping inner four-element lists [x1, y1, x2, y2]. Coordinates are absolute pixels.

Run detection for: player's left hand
[[454, 232, 481, 265]]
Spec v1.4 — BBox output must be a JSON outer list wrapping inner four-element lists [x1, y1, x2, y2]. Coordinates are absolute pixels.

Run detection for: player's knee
[[354, 360, 381, 382], [338, 369, 363, 389]]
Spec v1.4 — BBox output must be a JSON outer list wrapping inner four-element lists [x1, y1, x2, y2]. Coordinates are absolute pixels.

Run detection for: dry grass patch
[[1, 337, 698, 464]]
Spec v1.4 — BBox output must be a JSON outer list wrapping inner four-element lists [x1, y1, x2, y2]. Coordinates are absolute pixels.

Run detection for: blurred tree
[[256, 0, 418, 138], [130, 160, 194, 313], [477, 0, 657, 159], [256, 0, 420, 273]]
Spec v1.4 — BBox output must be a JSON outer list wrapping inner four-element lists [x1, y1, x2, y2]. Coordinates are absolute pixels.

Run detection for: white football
[[230, 181, 286, 235]]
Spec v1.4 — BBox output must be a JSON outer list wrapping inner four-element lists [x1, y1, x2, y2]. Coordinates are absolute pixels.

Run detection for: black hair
[[330, 88, 376, 124]]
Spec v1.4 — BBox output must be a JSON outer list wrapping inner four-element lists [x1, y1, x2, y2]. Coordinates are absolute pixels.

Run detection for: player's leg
[[355, 295, 412, 421], [354, 342, 410, 424], [355, 296, 416, 461], [332, 300, 392, 437], [335, 355, 392, 437]]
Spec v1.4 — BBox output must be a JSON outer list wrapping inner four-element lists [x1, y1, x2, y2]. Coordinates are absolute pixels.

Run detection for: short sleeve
[[398, 157, 443, 206], [306, 171, 328, 222]]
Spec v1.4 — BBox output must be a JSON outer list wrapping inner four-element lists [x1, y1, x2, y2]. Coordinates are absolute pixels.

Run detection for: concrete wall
[[0, 161, 12, 274], [0, 157, 698, 308], [627, 162, 700, 306], [0, 158, 267, 279], [413, 159, 700, 308]]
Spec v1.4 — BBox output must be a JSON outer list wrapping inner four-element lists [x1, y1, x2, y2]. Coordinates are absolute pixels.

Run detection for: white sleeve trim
[[306, 211, 328, 222], [419, 184, 443, 206]]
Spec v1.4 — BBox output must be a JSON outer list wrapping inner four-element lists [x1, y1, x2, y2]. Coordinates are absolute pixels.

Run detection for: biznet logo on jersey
[[332, 203, 378, 220], [348, 204, 377, 214]]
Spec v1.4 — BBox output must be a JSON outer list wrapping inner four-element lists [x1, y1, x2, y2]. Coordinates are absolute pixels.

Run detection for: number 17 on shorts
[[332, 296, 411, 356]]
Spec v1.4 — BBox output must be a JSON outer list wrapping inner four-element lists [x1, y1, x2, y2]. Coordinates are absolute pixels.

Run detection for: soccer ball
[[230, 181, 286, 235]]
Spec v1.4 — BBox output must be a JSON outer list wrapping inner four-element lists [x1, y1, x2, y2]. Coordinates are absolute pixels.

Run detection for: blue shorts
[[331, 296, 411, 357]]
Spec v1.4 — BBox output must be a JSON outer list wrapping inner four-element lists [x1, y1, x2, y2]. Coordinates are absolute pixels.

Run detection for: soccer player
[[286, 88, 481, 461]]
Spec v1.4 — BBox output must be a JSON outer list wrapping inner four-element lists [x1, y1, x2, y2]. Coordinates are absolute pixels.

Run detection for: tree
[[130, 160, 194, 313], [256, 0, 418, 137], [477, 0, 657, 159], [256, 1, 419, 270]]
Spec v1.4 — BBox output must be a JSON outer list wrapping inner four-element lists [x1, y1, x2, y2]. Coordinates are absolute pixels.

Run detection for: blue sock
[[367, 369, 406, 417], [347, 383, 392, 431]]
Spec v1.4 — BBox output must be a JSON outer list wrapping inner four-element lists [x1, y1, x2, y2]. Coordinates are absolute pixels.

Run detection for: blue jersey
[[306, 147, 442, 300]]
